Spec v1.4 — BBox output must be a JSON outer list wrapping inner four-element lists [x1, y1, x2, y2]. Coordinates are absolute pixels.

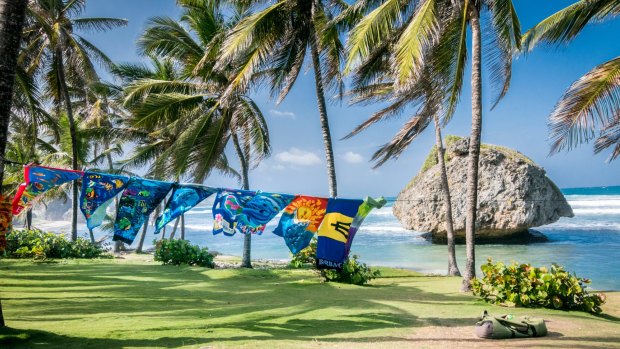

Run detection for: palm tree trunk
[[233, 133, 252, 268], [88, 228, 95, 244], [461, 7, 483, 292], [26, 208, 32, 229], [433, 116, 460, 276], [55, 47, 80, 242], [309, 22, 338, 198], [169, 216, 180, 239], [0, 0, 29, 328], [106, 147, 124, 253], [180, 214, 185, 240], [136, 216, 148, 254]]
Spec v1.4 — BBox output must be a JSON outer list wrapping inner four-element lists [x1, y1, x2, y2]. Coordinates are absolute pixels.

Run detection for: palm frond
[[345, 0, 401, 74], [522, 0, 619, 51], [549, 56, 620, 155], [72, 17, 128, 32], [393, 0, 440, 86]]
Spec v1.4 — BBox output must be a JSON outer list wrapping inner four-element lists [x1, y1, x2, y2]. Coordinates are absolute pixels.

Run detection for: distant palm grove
[[1, 0, 619, 291]]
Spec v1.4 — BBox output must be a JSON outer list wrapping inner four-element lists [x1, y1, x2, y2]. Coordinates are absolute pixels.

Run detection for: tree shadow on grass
[[5, 261, 614, 348]]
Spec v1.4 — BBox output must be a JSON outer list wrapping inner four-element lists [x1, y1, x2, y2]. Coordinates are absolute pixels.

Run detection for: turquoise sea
[[176, 186, 620, 291], [35, 186, 620, 291]]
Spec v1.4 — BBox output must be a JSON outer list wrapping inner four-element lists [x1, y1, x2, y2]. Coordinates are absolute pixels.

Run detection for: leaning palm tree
[[21, 0, 127, 240], [522, 0, 620, 160], [345, 0, 521, 290], [339, 7, 461, 275], [344, 73, 461, 276], [218, 0, 347, 198]]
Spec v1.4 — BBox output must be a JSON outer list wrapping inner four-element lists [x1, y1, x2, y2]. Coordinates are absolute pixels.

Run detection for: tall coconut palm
[[218, 0, 348, 198], [345, 0, 521, 290], [340, 9, 461, 276], [121, 1, 269, 265], [21, 0, 127, 240], [522, 0, 620, 160], [0, 0, 29, 329]]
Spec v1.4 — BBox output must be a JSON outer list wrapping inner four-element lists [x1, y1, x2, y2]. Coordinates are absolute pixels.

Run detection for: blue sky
[[81, 0, 620, 198]]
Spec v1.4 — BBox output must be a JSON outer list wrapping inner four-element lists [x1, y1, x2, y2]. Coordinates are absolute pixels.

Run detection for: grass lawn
[[1, 257, 619, 348]]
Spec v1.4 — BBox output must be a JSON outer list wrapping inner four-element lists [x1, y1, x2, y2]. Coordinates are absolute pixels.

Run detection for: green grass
[[1, 258, 619, 348]]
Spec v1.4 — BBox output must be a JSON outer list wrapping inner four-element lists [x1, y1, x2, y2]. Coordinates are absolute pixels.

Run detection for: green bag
[[475, 310, 547, 339]]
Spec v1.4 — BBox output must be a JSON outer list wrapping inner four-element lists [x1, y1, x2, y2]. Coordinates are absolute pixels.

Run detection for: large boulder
[[393, 136, 574, 243]]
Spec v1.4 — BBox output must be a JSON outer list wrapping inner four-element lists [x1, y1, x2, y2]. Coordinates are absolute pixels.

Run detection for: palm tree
[[120, 1, 270, 265], [345, 0, 522, 290], [0, 0, 29, 329], [21, 0, 127, 240], [522, 0, 620, 160], [340, 7, 461, 276], [218, 0, 347, 198]]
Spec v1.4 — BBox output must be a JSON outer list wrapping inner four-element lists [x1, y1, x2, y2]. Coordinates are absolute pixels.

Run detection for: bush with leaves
[[472, 258, 605, 314], [289, 238, 379, 285], [320, 255, 381, 286], [289, 238, 318, 268], [154, 239, 214, 268], [4, 229, 106, 260]]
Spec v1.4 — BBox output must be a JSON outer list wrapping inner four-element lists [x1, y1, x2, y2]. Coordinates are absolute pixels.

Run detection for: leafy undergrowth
[[0, 259, 618, 349]]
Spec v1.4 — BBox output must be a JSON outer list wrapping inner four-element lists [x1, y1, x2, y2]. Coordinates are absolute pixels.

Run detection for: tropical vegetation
[[472, 258, 606, 314], [343, 0, 522, 289], [0, 0, 618, 303], [4, 228, 107, 260], [522, 0, 620, 161]]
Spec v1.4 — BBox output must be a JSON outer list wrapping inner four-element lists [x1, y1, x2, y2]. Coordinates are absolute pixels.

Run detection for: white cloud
[[270, 109, 296, 119], [342, 151, 364, 164], [272, 164, 286, 171], [275, 148, 322, 166]]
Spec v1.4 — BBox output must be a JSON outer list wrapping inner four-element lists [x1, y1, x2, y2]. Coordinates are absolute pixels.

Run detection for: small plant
[[4, 229, 106, 260], [472, 258, 606, 314], [289, 238, 317, 268], [154, 239, 214, 268], [289, 240, 379, 285], [320, 255, 381, 286]]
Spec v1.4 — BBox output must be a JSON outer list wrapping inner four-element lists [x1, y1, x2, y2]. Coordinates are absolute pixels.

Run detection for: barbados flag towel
[[316, 198, 363, 270]]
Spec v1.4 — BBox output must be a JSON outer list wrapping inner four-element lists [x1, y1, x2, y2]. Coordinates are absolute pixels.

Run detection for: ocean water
[[31, 186, 620, 290]]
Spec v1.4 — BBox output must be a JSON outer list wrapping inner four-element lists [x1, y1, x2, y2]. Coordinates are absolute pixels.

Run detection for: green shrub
[[289, 238, 317, 268], [321, 255, 381, 286], [4, 229, 106, 260], [289, 239, 379, 285], [472, 258, 606, 314], [154, 239, 214, 268]]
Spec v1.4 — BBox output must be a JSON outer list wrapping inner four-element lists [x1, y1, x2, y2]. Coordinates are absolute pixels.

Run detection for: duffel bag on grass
[[475, 310, 547, 339]]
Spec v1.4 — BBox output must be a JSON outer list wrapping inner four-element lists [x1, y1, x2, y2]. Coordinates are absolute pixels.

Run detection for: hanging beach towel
[[316, 198, 363, 270], [79, 171, 129, 230], [113, 178, 173, 244], [12, 165, 84, 215], [212, 189, 256, 236], [273, 195, 328, 254], [155, 184, 217, 232], [236, 192, 295, 235], [344, 197, 387, 258]]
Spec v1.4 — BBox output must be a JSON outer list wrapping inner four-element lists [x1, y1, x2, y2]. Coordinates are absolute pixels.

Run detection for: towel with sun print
[[273, 196, 328, 254]]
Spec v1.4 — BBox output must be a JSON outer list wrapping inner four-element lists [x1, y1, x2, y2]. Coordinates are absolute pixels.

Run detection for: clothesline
[[7, 164, 387, 270]]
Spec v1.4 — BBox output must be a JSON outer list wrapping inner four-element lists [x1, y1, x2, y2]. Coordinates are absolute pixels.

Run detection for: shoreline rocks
[[394, 136, 574, 243]]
